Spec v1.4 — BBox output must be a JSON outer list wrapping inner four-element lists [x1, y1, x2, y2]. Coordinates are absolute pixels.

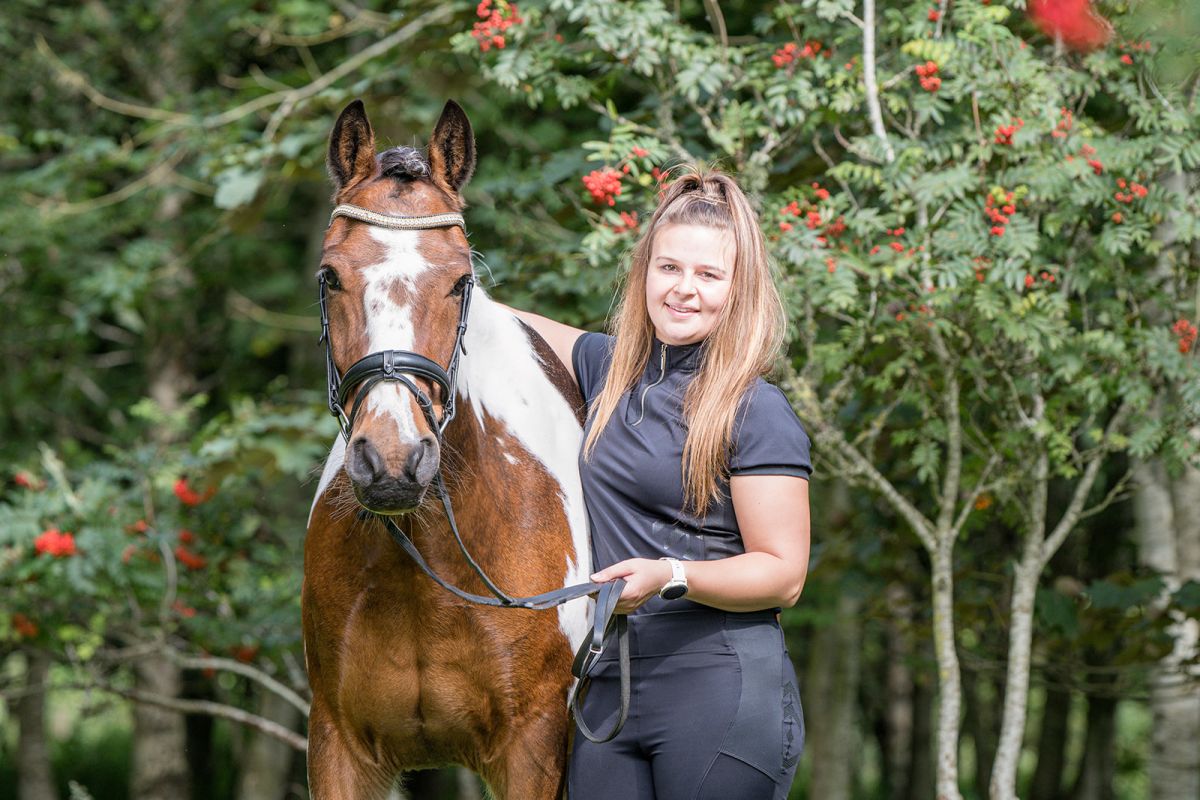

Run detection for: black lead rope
[[371, 506, 629, 743]]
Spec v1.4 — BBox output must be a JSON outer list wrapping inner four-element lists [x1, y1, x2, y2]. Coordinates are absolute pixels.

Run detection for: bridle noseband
[[319, 204, 474, 442], [316, 201, 628, 744]]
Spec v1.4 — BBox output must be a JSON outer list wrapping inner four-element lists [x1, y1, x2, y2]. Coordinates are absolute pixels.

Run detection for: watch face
[[661, 584, 687, 601]]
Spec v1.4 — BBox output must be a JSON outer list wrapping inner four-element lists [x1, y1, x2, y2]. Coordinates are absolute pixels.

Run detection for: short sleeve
[[729, 381, 813, 479], [571, 332, 615, 406]]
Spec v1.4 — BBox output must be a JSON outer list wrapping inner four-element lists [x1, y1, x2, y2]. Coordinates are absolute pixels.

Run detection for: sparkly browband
[[329, 204, 466, 231]]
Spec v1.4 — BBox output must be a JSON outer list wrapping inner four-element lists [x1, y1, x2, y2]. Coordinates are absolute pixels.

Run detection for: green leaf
[[213, 167, 264, 210]]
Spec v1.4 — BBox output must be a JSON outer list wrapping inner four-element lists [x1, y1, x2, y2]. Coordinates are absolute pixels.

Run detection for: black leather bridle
[[318, 203, 628, 744]]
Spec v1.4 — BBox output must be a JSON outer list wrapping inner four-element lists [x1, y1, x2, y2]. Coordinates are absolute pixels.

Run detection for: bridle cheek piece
[[319, 204, 474, 442]]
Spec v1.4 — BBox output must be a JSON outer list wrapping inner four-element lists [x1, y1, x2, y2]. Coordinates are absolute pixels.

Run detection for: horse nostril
[[403, 436, 437, 482], [351, 438, 387, 483], [403, 444, 424, 482]]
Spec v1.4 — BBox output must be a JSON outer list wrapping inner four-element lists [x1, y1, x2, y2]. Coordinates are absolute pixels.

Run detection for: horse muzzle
[[344, 435, 439, 513]]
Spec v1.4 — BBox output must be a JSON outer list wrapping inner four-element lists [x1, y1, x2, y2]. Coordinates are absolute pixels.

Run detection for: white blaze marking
[[359, 227, 433, 442], [458, 287, 592, 656]]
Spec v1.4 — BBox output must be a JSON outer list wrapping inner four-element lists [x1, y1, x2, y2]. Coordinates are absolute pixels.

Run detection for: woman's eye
[[319, 267, 341, 290]]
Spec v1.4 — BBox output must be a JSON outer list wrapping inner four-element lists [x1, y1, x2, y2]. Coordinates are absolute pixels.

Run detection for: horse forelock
[[379, 146, 430, 181]]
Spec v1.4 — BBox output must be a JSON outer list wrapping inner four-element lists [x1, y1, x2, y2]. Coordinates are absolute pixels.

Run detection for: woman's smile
[[645, 223, 736, 346]]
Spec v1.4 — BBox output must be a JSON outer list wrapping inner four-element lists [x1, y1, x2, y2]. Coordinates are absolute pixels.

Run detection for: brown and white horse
[[302, 100, 590, 799]]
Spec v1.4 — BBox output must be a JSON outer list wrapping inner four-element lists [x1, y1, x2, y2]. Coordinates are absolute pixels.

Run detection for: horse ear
[[428, 100, 476, 198], [328, 100, 377, 194]]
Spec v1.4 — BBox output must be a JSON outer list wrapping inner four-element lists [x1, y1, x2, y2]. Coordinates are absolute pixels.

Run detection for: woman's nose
[[673, 271, 695, 295]]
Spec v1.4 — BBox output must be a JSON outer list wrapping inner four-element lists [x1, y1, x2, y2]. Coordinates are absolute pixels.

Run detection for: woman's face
[[644, 223, 736, 346]]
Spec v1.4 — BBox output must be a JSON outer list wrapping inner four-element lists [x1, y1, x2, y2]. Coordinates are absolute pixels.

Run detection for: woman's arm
[[591, 475, 811, 614], [496, 304, 587, 379]]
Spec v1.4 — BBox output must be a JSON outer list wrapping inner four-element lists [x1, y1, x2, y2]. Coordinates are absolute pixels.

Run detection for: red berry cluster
[[583, 168, 622, 206], [994, 118, 1024, 146], [11, 612, 38, 639], [174, 477, 214, 507], [473, 0, 523, 52], [1072, 143, 1104, 174], [1173, 319, 1198, 354], [1023, 270, 1057, 289], [772, 40, 826, 68], [34, 527, 77, 558], [1051, 107, 1073, 139], [1117, 39, 1152, 65], [915, 61, 941, 92], [611, 211, 639, 234], [1113, 177, 1148, 204], [928, 7, 940, 22], [985, 192, 1017, 237], [12, 471, 44, 490], [176, 543, 207, 570], [973, 256, 991, 282]]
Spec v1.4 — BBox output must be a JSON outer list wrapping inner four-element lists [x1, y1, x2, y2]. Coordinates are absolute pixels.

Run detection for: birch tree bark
[[132, 654, 190, 800], [806, 591, 863, 800], [1136, 456, 1200, 800], [884, 582, 915, 800], [16, 650, 58, 800], [235, 688, 303, 800], [1133, 168, 1200, 800], [989, 404, 1128, 800], [1029, 686, 1070, 800]]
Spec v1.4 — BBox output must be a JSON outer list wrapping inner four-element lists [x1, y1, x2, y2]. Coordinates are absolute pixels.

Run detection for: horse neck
[[451, 287, 577, 459], [448, 286, 592, 592]]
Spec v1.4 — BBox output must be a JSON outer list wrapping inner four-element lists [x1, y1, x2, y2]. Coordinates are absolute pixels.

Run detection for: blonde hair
[[583, 166, 786, 515]]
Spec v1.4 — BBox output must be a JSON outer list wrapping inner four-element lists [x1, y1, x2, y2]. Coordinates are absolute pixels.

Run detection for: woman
[[511, 168, 811, 800]]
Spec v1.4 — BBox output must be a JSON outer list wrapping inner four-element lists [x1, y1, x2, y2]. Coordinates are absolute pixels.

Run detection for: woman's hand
[[591, 558, 673, 614]]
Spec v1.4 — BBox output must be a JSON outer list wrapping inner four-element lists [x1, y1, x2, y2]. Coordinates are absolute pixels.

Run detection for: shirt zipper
[[631, 343, 667, 426]]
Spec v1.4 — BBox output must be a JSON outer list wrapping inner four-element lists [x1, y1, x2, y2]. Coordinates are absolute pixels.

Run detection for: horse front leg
[[484, 711, 570, 800], [308, 700, 396, 800]]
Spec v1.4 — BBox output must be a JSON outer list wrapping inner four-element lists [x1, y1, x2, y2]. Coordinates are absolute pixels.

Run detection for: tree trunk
[[930, 542, 964, 800], [991, 450, 1049, 800], [1134, 458, 1200, 800], [16, 650, 58, 800], [805, 591, 862, 800], [1029, 685, 1071, 800], [989, 557, 1042, 799], [907, 671, 936, 800], [964, 667, 998, 798], [236, 688, 303, 800], [1069, 691, 1115, 800], [132, 654, 190, 800], [884, 582, 914, 800]]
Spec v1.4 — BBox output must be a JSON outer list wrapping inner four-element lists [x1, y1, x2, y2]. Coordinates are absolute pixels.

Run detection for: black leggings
[[569, 610, 803, 800]]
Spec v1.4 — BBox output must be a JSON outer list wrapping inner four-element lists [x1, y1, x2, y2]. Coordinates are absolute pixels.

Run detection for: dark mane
[[379, 146, 430, 180]]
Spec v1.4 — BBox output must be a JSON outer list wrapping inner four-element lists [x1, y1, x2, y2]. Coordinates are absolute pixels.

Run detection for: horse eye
[[449, 274, 471, 297], [319, 267, 342, 291]]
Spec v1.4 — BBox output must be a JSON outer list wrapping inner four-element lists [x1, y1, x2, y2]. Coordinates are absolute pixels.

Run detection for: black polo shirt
[[572, 332, 812, 614]]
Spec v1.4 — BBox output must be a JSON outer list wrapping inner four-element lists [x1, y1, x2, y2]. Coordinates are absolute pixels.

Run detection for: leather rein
[[318, 203, 628, 744]]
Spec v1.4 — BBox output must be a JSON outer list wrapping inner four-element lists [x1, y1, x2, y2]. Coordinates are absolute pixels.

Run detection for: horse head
[[319, 99, 476, 513]]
